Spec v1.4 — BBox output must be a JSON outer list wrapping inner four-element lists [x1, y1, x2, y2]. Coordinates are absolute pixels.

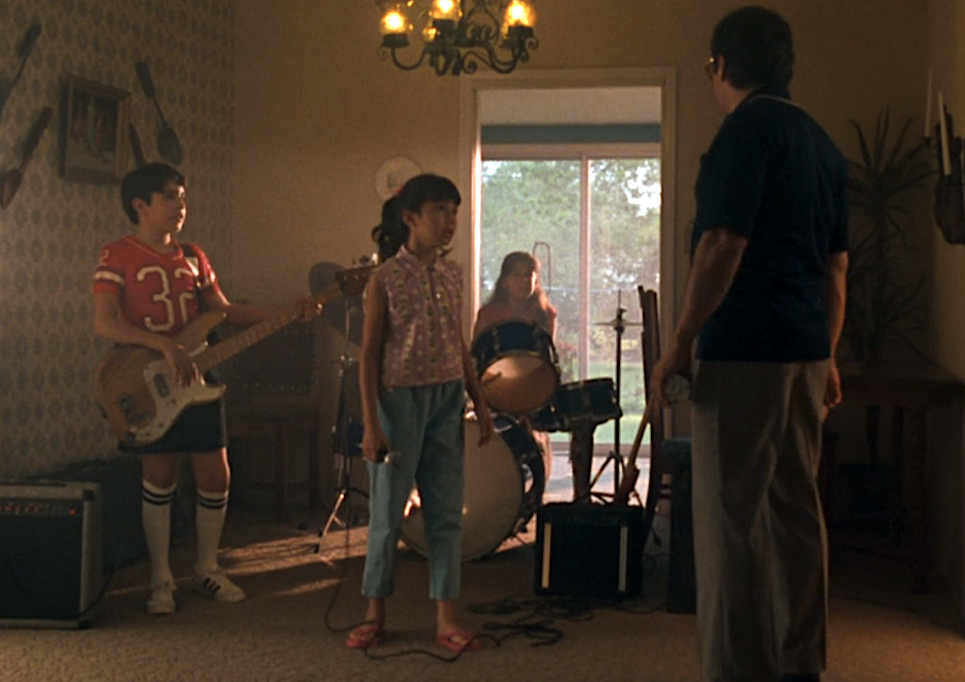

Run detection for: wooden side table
[[836, 360, 964, 592]]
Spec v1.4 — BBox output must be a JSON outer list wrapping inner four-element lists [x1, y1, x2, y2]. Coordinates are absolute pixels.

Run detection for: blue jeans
[[361, 380, 466, 600]]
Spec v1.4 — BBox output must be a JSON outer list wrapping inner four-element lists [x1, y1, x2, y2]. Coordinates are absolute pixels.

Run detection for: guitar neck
[[626, 401, 653, 470], [188, 268, 371, 377], [195, 309, 300, 375]]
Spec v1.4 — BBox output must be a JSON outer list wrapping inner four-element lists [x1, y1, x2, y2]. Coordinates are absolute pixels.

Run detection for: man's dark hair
[[120, 163, 186, 224], [711, 5, 794, 90]]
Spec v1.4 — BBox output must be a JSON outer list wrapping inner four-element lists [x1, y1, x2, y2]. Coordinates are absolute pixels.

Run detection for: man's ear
[[717, 55, 728, 83]]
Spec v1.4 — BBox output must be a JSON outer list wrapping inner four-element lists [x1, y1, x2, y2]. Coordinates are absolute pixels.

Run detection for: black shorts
[[120, 398, 227, 455]]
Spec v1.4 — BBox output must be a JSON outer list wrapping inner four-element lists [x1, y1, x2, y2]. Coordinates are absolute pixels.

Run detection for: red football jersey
[[93, 235, 222, 337]]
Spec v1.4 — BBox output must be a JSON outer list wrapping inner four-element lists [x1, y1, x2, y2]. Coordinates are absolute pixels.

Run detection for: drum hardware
[[588, 292, 642, 500], [568, 422, 597, 504], [532, 240, 553, 296], [314, 296, 367, 552], [400, 416, 546, 561]]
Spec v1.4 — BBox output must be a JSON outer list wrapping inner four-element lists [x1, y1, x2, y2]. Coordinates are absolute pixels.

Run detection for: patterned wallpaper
[[0, 0, 236, 479]]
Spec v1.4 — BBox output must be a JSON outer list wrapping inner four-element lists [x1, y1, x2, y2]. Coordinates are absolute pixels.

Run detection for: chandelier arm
[[379, 45, 430, 71], [461, 0, 502, 37], [457, 47, 516, 75]]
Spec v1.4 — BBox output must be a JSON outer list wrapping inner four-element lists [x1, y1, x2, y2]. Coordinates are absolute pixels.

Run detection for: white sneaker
[[146, 579, 176, 615], [192, 569, 246, 603]]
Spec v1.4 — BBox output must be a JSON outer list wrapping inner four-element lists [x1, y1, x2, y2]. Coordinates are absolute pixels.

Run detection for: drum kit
[[309, 258, 641, 562], [399, 301, 638, 562]]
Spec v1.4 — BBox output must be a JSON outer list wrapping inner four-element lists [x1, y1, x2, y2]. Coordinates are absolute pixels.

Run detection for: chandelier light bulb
[[430, 0, 461, 20], [381, 10, 408, 34], [504, 0, 535, 28]]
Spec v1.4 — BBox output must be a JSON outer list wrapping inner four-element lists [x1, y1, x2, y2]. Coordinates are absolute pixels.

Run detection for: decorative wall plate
[[375, 156, 421, 199]]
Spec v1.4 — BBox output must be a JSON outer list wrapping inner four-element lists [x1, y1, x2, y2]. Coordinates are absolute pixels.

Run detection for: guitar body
[[95, 263, 374, 447], [613, 401, 651, 506], [96, 312, 227, 446]]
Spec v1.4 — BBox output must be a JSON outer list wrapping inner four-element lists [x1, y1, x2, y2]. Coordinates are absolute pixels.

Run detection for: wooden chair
[[638, 287, 692, 535], [638, 286, 696, 613]]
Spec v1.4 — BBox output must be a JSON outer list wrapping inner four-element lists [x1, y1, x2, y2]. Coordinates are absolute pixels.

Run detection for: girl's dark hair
[[486, 251, 554, 330], [121, 163, 185, 224], [710, 5, 794, 90], [371, 174, 461, 261]]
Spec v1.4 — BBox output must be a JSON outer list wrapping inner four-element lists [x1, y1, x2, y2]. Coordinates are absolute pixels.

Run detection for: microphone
[[376, 446, 401, 466], [664, 373, 692, 403]]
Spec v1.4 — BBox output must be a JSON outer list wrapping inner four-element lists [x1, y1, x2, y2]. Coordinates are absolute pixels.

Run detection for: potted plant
[[844, 107, 933, 363], [836, 108, 934, 531]]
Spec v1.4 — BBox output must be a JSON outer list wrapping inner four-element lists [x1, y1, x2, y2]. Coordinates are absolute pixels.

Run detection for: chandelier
[[377, 0, 538, 76]]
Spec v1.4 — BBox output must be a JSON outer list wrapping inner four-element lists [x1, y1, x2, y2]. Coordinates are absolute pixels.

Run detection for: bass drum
[[471, 321, 559, 415], [400, 417, 545, 561]]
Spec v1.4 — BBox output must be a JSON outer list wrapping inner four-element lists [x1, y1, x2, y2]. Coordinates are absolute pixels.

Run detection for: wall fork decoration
[[933, 105, 965, 245]]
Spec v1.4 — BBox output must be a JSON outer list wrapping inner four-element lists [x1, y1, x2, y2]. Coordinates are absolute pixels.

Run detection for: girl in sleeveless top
[[347, 174, 494, 653]]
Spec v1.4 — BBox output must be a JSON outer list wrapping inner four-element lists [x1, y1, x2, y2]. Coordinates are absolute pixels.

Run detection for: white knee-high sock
[[142, 480, 177, 584], [195, 490, 229, 575]]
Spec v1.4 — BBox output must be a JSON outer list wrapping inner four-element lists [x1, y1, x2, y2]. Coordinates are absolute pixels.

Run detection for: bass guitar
[[96, 264, 372, 446]]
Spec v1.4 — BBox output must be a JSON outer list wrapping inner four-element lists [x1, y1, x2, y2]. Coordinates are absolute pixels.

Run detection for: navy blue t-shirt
[[692, 85, 849, 362]]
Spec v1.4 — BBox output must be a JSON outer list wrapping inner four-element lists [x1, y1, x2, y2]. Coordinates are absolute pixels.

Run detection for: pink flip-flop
[[436, 629, 481, 652], [346, 622, 386, 649]]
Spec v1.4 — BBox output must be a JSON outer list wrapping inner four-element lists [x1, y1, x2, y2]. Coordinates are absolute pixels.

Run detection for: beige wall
[[926, 0, 965, 622], [232, 0, 929, 306]]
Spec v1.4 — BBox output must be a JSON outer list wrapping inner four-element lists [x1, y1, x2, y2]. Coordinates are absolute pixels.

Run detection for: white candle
[[938, 92, 952, 175], [925, 67, 933, 139]]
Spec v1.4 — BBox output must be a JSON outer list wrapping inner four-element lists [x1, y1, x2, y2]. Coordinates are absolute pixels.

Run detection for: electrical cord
[[320, 497, 673, 661]]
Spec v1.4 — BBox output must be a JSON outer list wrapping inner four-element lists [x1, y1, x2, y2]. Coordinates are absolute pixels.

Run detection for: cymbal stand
[[315, 301, 367, 552], [588, 291, 641, 501]]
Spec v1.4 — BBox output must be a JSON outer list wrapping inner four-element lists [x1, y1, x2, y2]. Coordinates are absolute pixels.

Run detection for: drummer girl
[[349, 173, 494, 653], [473, 251, 558, 480], [473, 251, 557, 339]]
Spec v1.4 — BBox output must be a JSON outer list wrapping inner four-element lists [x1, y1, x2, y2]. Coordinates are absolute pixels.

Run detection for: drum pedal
[[533, 502, 643, 599]]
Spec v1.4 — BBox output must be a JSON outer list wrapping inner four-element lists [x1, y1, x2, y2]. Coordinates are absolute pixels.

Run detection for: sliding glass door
[[479, 153, 660, 450]]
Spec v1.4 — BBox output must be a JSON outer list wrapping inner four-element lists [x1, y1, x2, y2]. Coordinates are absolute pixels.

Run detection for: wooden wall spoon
[[1, 106, 53, 209]]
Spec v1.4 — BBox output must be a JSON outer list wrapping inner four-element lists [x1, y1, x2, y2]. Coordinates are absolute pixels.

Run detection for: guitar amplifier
[[0, 481, 103, 629], [534, 502, 643, 598]]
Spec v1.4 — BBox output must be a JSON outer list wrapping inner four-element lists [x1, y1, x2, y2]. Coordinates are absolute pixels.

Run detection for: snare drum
[[471, 321, 559, 415], [400, 417, 545, 561]]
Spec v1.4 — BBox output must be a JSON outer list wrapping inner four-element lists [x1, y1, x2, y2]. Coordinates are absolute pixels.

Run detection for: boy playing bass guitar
[[93, 163, 320, 615]]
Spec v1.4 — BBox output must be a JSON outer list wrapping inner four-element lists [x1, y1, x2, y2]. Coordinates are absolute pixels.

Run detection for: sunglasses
[[704, 55, 718, 80]]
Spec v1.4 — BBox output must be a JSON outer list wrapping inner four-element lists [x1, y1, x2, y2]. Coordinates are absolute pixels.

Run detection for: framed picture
[[61, 75, 130, 183]]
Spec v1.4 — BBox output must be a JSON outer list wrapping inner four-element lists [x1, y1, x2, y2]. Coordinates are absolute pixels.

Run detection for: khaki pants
[[691, 360, 829, 682]]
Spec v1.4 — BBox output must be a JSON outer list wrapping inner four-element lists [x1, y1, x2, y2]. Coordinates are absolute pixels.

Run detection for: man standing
[[651, 6, 849, 682]]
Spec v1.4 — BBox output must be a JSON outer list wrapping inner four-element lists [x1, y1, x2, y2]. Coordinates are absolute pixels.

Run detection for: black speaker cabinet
[[0, 481, 103, 629], [667, 449, 696, 614], [534, 502, 643, 599]]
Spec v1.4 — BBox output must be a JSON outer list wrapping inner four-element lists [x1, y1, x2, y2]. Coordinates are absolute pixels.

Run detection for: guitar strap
[[180, 242, 221, 349], [180, 242, 207, 311]]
